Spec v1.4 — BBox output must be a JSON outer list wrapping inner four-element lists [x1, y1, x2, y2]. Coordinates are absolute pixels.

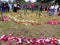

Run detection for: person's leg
[[54, 10, 58, 15], [53, 9, 55, 15], [14, 7, 17, 12], [2, 7, 5, 13], [31, 8, 33, 12], [24, 8, 27, 14], [32, 8, 34, 12], [49, 9, 53, 16], [8, 7, 10, 12]]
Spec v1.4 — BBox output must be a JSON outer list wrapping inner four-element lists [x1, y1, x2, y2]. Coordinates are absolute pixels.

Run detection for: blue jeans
[[50, 9, 54, 16], [2, 7, 5, 12], [31, 8, 34, 12]]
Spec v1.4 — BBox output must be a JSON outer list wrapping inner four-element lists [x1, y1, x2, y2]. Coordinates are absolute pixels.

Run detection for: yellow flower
[[10, 17, 13, 19], [32, 21, 35, 23], [29, 20, 32, 23], [14, 18, 18, 21], [40, 16, 43, 18], [8, 15, 11, 17], [17, 19, 20, 22], [25, 23, 29, 26], [20, 20, 25, 22], [35, 21, 38, 23]]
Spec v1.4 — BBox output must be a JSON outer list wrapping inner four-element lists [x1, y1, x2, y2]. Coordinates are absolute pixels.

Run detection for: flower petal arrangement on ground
[[3, 14, 60, 26], [5, 14, 41, 26], [0, 34, 60, 45], [46, 19, 60, 25]]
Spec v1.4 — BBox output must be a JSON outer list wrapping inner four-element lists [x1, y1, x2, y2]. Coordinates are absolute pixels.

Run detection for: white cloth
[[9, 4, 12, 10], [14, 4, 17, 7], [50, 5, 54, 9], [25, 0, 36, 3], [54, 5, 59, 10], [54, 5, 59, 15]]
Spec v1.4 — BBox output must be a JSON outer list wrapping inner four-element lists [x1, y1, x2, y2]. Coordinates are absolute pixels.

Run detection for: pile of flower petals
[[47, 19, 60, 25], [0, 34, 60, 45], [3, 16, 11, 21]]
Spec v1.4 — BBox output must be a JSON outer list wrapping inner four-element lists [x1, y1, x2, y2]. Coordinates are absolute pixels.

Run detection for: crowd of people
[[0, 34, 60, 45], [0, 1, 60, 16], [49, 3, 59, 16]]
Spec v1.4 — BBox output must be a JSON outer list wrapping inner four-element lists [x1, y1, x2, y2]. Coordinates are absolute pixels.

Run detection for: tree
[[37, 0, 53, 3], [55, 0, 60, 4], [37, 0, 40, 2]]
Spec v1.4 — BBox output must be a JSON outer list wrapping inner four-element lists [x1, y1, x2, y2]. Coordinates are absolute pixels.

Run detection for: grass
[[0, 10, 60, 38], [0, 11, 60, 45]]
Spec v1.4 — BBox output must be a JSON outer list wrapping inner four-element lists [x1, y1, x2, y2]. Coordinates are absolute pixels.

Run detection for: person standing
[[41, 0, 44, 3], [23, 4, 27, 14], [31, 3, 35, 12], [39, 5, 43, 12], [5, 2, 10, 12], [17, 2, 20, 10], [49, 4, 54, 16], [58, 7, 60, 16], [54, 3, 59, 15], [1, 3, 5, 12], [8, 3, 12, 11], [13, 2, 17, 12]]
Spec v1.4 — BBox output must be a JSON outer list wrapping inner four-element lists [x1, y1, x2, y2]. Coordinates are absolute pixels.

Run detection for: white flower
[[0, 35, 5, 39], [29, 20, 32, 22], [58, 39, 60, 44], [27, 41, 30, 43], [14, 19, 18, 21], [36, 39, 40, 43], [17, 38, 22, 43], [45, 39, 50, 42], [17, 20, 20, 22], [10, 17, 13, 19]]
